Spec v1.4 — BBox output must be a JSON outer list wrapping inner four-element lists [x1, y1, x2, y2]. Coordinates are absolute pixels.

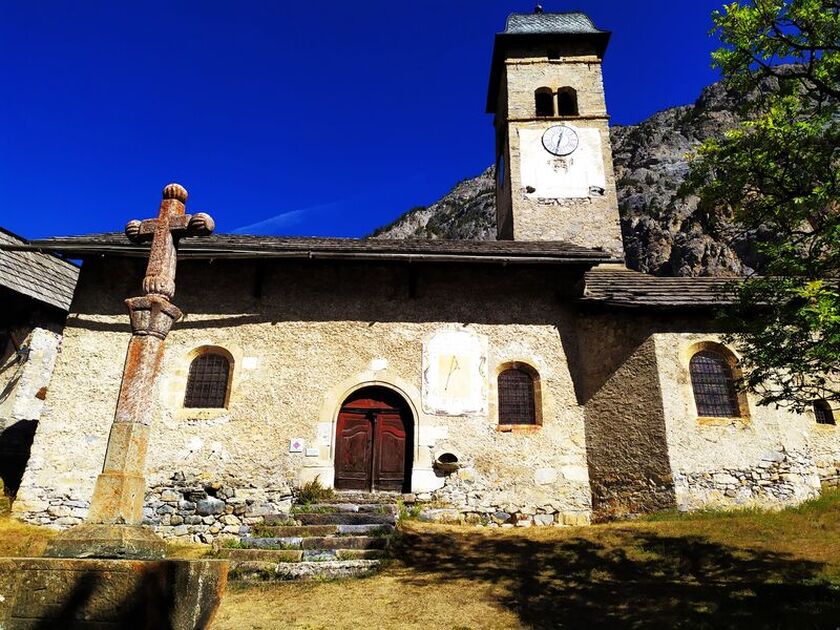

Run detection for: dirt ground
[[212, 491, 840, 629]]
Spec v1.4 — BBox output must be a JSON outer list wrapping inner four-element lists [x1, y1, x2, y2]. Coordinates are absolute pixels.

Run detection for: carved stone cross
[[125, 182, 214, 300], [47, 183, 215, 559]]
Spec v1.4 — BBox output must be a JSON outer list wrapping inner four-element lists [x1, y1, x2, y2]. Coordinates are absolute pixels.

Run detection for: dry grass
[[0, 514, 55, 557], [213, 491, 840, 630]]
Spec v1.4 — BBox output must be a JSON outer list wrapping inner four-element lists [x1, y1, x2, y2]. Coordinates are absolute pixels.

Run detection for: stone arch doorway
[[334, 386, 414, 492]]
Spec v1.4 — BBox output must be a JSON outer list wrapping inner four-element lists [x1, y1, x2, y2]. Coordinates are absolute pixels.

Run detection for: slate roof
[[0, 228, 80, 312], [486, 11, 611, 113], [582, 267, 737, 308], [504, 12, 606, 35], [19, 233, 619, 265]]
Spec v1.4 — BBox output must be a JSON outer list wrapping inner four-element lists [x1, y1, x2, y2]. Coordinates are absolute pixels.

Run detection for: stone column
[[45, 184, 213, 559]]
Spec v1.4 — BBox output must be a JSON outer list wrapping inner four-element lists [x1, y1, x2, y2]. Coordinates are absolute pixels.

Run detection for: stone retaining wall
[[418, 465, 591, 528], [142, 474, 294, 542], [673, 448, 822, 511]]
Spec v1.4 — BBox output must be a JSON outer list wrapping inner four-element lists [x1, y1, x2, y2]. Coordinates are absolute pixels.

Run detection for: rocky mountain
[[372, 78, 758, 277]]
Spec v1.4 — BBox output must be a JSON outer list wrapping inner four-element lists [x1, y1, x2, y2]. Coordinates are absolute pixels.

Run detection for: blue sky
[[0, 1, 725, 239]]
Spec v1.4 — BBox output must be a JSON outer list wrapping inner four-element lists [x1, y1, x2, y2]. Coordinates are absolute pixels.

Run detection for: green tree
[[683, 0, 840, 411]]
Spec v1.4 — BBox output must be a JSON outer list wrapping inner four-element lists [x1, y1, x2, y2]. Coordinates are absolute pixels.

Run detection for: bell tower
[[488, 9, 623, 256]]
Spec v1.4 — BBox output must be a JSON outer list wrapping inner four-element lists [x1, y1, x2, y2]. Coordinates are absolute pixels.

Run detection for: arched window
[[534, 88, 555, 117], [689, 350, 740, 417], [184, 351, 231, 408], [557, 87, 578, 116], [814, 400, 836, 425], [498, 366, 538, 425]]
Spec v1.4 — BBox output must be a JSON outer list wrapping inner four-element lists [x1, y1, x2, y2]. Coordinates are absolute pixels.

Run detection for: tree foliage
[[683, 0, 840, 410]]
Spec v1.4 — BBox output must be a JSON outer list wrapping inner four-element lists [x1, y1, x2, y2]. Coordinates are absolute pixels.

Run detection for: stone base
[[44, 524, 167, 560], [0, 557, 227, 630]]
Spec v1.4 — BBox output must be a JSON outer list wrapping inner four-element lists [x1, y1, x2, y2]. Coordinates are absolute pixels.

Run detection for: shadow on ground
[[392, 526, 840, 629]]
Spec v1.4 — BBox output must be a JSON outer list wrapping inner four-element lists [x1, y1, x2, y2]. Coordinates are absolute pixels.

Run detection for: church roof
[[20, 233, 620, 266], [504, 12, 607, 36], [582, 267, 736, 308], [486, 11, 611, 113], [0, 227, 80, 312]]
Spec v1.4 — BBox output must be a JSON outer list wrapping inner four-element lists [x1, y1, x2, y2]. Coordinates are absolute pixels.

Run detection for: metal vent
[[184, 353, 230, 408], [498, 368, 536, 425], [689, 350, 740, 417]]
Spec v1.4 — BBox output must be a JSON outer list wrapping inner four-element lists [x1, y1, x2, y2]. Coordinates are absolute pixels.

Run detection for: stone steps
[[223, 497, 399, 582], [296, 502, 398, 514], [230, 559, 382, 581], [216, 548, 304, 562], [253, 523, 394, 537], [293, 512, 396, 526], [322, 491, 407, 505], [239, 535, 388, 550]]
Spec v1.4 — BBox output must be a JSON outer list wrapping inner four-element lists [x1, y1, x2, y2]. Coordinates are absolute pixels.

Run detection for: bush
[[296, 476, 335, 505]]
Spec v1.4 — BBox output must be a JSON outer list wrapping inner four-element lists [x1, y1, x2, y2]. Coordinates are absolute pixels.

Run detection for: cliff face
[[372, 78, 756, 277]]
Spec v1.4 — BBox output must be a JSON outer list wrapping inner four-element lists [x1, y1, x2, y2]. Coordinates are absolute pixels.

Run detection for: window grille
[[814, 401, 836, 425], [184, 352, 230, 408], [498, 368, 536, 425], [689, 350, 740, 417]]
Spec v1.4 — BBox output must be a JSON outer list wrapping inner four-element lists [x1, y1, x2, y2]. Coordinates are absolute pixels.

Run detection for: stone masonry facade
[[13, 258, 840, 541]]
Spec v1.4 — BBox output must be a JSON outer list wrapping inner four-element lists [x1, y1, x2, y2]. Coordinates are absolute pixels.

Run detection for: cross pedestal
[[46, 183, 214, 559]]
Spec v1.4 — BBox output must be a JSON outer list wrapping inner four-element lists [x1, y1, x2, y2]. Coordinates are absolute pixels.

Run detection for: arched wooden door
[[334, 387, 413, 492]]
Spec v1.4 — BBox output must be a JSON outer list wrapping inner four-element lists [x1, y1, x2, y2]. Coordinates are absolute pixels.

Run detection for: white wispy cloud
[[231, 201, 344, 234]]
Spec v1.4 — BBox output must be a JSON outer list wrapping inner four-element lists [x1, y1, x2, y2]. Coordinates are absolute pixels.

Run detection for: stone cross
[[47, 183, 214, 559]]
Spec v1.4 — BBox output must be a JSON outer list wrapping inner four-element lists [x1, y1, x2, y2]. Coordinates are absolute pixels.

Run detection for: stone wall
[[14, 257, 840, 538], [672, 448, 821, 509], [653, 332, 839, 510], [15, 258, 593, 533], [577, 313, 676, 520], [498, 47, 623, 254], [0, 322, 63, 497]]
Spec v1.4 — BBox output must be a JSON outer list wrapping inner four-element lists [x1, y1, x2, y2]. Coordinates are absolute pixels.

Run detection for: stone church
[[10, 10, 839, 538]]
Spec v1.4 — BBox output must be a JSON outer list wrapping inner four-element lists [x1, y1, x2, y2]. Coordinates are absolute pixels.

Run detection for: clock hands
[[555, 128, 565, 154], [542, 125, 578, 156]]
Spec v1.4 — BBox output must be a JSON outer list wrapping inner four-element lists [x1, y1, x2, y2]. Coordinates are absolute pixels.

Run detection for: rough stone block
[[0, 557, 227, 630], [196, 497, 225, 516], [534, 514, 555, 526], [761, 450, 786, 463]]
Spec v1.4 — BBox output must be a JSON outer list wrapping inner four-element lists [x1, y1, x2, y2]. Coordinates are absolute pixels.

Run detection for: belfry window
[[184, 351, 231, 408], [689, 349, 740, 418], [557, 87, 578, 116], [498, 366, 538, 425], [814, 400, 836, 425], [535, 88, 555, 117]]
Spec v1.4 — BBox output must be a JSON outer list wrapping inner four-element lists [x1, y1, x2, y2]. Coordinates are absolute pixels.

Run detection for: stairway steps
[[227, 493, 400, 582], [230, 559, 381, 581], [336, 523, 394, 535], [295, 512, 396, 526], [253, 525, 337, 537], [301, 536, 387, 550], [335, 548, 387, 560], [300, 503, 398, 514], [239, 536, 302, 549], [324, 491, 406, 505], [216, 548, 304, 562]]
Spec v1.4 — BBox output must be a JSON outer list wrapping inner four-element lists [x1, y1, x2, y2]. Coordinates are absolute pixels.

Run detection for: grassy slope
[[214, 491, 840, 630]]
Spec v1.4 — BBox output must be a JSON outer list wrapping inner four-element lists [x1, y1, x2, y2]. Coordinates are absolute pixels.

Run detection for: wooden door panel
[[373, 412, 407, 492], [335, 390, 412, 493], [335, 413, 372, 490]]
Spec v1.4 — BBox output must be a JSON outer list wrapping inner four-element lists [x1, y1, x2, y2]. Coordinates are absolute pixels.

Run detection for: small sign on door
[[289, 438, 304, 453]]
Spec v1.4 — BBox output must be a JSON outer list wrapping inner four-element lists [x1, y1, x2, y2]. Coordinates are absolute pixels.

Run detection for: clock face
[[542, 125, 579, 156]]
